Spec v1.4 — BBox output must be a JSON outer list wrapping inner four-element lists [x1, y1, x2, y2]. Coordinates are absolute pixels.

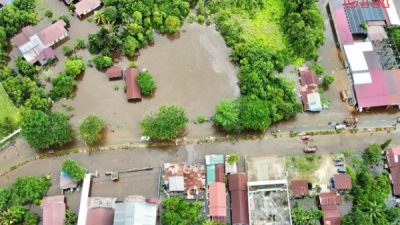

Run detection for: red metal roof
[[37, 20, 68, 46], [11, 26, 35, 47], [322, 206, 341, 225], [387, 147, 400, 169], [319, 192, 341, 206], [75, 0, 101, 16], [332, 6, 354, 45], [42, 195, 66, 225], [299, 67, 318, 86], [291, 180, 309, 197], [86, 207, 115, 225], [209, 182, 226, 222], [106, 66, 122, 79], [333, 174, 352, 190], [390, 166, 400, 196], [229, 173, 249, 225], [125, 68, 142, 100], [215, 164, 225, 183]]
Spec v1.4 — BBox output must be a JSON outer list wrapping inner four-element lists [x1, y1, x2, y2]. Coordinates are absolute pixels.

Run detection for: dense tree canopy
[[162, 196, 204, 225], [11, 176, 51, 205], [62, 159, 86, 182], [93, 55, 113, 70], [88, 28, 122, 56], [79, 115, 104, 145], [214, 99, 240, 132], [363, 143, 382, 166], [20, 110, 73, 149], [64, 58, 85, 78], [15, 56, 38, 78], [136, 71, 156, 95], [0, 4, 36, 37], [141, 105, 188, 140], [50, 73, 77, 101], [291, 203, 323, 225]]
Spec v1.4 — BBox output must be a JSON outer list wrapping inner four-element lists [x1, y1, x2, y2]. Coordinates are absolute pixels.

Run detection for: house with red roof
[[208, 182, 226, 223], [291, 179, 309, 198], [106, 66, 123, 80], [299, 66, 322, 112], [229, 173, 249, 225], [124, 68, 142, 101], [319, 192, 341, 225], [41, 195, 66, 225], [332, 174, 352, 191], [11, 20, 68, 65], [75, 0, 101, 17]]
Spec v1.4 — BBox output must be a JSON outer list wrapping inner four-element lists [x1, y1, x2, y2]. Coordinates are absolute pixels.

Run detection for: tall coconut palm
[[94, 11, 105, 25]]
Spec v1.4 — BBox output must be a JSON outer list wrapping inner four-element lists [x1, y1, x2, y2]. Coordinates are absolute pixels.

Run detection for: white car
[[335, 124, 346, 130]]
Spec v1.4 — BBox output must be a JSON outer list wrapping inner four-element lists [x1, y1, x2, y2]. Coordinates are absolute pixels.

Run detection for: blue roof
[[344, 2, 385, 34]]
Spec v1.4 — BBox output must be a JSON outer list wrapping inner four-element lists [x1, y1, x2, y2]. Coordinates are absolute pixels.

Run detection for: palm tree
[[94, 11, 105, 25]]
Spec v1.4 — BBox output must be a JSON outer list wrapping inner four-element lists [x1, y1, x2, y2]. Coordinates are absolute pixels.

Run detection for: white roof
[[353, 72, 373, 85], [307, 92, 322, 111], [387, 0, 400, 25], [168, 176, 184, 192], [343, 41, 374, 72], [114, 200, 158, 225]]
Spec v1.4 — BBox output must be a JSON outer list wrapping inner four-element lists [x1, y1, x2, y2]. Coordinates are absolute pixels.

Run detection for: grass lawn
[[286, 154, 322, 173], [240, 0, 287, 51], [0, 85, 19, 137]]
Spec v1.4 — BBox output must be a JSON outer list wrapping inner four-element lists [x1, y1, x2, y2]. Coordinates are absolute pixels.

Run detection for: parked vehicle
[[334, 158, 343, 163], [337, 168, 346, 173], [304, 146, 318, 153], [300, 135, 311, 141], [335, 124, 346, 130], [335, 162, 344, 167]]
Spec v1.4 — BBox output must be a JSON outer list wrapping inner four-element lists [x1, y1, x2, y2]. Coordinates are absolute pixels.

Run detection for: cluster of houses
[[291, 172, 352, 225], [299, 66, 322, 112], [328, 0, 400, 112]]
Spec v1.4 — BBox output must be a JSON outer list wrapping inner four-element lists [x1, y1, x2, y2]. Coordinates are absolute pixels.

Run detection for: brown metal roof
[[319, 192, 341, 206], [322, 206, 341, 225], [163, 163, 206, 197], [333, 174, 352, 190], [86, 207, 115, 225], [106, 66, 122, 79], [291, 180, 309, 197], [299, 66, 318, 86], [215, 164, 225, 183], [125, 68, 142, 100], [387, 147, 400, 169], [229, 173, 249, 225]]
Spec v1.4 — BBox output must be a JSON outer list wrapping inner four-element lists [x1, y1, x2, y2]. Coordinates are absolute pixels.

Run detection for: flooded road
[[37, 0, 239, 147]]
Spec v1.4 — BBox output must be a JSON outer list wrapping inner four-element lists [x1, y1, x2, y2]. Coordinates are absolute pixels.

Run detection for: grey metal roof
[[113, 200, 157, 225], [344, 2, 385, 34]]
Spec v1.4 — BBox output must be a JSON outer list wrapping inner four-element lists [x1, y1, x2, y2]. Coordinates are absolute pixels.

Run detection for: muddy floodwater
[[38, 0, 239, 147]]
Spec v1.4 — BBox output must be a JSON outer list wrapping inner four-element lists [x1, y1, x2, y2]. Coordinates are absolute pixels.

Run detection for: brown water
[[36, 0, 239, 146]]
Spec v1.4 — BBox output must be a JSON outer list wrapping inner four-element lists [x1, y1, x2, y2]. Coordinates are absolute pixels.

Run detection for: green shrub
[[62, 159, 86, 182], [136, 71, 156, 95]]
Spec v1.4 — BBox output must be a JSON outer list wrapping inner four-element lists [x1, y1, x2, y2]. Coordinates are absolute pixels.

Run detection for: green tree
[[15, 56, 38, 78], [0, 5, 37, 37], [239, 96, 271, 131], [0, 205, 28, 224], [227, 153, 240, 165], [141, 105, 188, 140], [0, 49, 8, 69], [50, 73, 76, 101], [214, 99, 240, 132], [12, 0, 36, 11], [88, 28, 122, 56], [162, 196, 204, 225], [79, 115, 104, 145], [11, 176, 51, 205], [323, 75, 334, 85], [103, 6, 117, 24], [137, 71, 156, 95], [0, 189, 11, 211], [123, 36, 139, 57], [24, 94, 51, 112], [93, 55, 113, 70], [363, 143, 382, 166], [0, 26, 7, 48], [291, 203, 323, 225], [381, 139, 392, 150], [62, 159, 86, 182], [164, 15, 181, 33], [73, 39, 86, 49], [65, 208, 78, 225], [21, 110, 73, 149], [44, 9, 53, 18], [58, 15, 70, 26], [62, 45, 74, 56], [64, 58, 85, 78]]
